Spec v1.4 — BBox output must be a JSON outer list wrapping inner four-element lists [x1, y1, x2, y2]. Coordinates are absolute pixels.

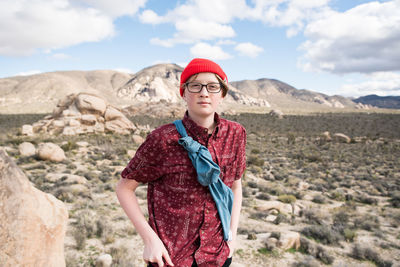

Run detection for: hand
[[227, 240, 236, 258], [143, 235, 174, 267]]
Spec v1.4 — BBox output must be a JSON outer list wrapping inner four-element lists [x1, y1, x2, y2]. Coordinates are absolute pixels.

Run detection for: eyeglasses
[[185, 82, 222, 93]]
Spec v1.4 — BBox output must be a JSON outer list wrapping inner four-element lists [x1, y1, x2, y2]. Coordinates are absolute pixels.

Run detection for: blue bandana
[[173, 120, 233, 241]]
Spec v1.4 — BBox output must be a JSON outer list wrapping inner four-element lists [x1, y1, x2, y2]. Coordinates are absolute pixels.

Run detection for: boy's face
[[183, 72, 223, 119]]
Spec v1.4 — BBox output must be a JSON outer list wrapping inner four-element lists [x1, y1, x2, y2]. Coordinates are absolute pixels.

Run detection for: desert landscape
[[1, 65, 400, 267]]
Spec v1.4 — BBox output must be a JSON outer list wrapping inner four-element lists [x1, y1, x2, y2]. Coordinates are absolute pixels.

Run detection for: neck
[[187, 111, 216, 133]]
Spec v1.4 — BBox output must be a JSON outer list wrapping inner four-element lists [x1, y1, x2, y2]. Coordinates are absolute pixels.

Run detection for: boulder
[[0, 149, 68, 266], [81, 114, 97, 126], [277, 231, 301, 250], [18, 142, 36, 157], [105, 117, 135, 135], [104, 106, 125, 121], [132, 134, 145, 144], [268, 109, 283, 119], [96, 254, 113, 267], [37, 143, 66, 162], [62, 126, 77, 136], [321, 131, 331, 141], [333, 133, 351, 143], [21, 124, 33, 136], [45, 173, 87, 184], [75, 93, 107, 115], [31, 93, 136, 136]]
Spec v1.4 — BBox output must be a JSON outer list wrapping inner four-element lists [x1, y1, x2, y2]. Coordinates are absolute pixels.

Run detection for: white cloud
[[190, 43, 232, 60], [15, 70, 42, 76], [51, 53, 70, 60], [235, 42, 263, 58], [338, 72, 400, 97], [299, 1, 400, 74], [141, 0, 332, 47], [0, 0, 146, 56], [141, 0, 247, 46], [216, 40, 236, 46], [139, 9, 164, 24], [72, 0, 147, 18]]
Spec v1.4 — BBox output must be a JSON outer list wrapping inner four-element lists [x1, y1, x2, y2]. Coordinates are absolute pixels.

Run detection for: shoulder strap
[[173, 120, 188, 137]]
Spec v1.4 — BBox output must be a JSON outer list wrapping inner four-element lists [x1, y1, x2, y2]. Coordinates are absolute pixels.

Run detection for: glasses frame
[[185, 82, 222, 94]]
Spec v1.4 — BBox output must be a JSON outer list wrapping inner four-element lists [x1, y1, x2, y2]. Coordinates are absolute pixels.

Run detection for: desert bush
[[312, 194, 326, 204], [299, 237, 335, 264], [277, 194, 296, 204], [292, 256, 320, 267], [329, 191, 346, 201], [356, 195, 378, 205], [61, 141, 78, 151], [354, 214, 380, 231], [350, 244, 392, 267], [302, 209, 325, 225], [109, 245, 135, 267], [73, 227, 87, 250], [343, 228, 356, 242], [273, 213, 287, 225], [301, 225, 341, 245], [247, 155, 265, 167], [256, 192, 271, 200], [389, 191, 400, 208]]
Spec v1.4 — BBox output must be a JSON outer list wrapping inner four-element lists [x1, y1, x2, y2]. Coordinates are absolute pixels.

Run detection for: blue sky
[[1, 0, 399, 97]]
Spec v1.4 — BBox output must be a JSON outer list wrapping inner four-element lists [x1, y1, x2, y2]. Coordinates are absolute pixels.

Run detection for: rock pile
[[0, 150, 68, 266], [24, 93, 136, 136]]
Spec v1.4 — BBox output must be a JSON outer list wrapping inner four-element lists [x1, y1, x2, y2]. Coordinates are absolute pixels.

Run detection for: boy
[[116, 58, 246, 267]]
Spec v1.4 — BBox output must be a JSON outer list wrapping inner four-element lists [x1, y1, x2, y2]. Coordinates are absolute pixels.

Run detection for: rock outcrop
[[37, 142, 66, 162], [24, 93, 136, 136], [0, 149, 68, 266]]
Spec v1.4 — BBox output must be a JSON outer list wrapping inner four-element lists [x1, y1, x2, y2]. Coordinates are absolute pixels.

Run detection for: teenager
[[116, 58, 247, 267]]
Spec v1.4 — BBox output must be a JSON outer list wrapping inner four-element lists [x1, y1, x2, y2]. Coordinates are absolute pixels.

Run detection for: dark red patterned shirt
[[121, 112, 246, 267]]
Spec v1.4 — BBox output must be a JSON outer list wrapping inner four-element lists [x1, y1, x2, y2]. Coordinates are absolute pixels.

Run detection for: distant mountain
[[353, 95, 400, 109], [0, 64, 372, 114], [230, 78, 363, 110]]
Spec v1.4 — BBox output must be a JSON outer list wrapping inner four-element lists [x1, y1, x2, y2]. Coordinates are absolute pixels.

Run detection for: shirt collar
[[182, 111, 221, 142]]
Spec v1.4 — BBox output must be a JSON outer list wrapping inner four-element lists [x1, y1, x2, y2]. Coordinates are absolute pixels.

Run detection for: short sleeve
[[235, 126, 247, 180], [121, 131, 165, 183]]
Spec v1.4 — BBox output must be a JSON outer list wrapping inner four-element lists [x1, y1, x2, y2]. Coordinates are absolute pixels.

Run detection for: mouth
[[197, 102, 210, 105]]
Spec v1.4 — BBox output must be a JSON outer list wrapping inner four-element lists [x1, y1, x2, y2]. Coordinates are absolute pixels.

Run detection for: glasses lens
[[187, 82, 202, 92], [206, 83, 221, 93]]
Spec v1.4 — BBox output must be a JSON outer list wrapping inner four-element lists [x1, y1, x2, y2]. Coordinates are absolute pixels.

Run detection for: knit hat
[[180, 58, 228, 97]]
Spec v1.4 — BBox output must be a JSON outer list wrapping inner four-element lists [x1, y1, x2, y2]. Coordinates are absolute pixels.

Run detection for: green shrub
[[312, 194, 326, 204], [278, 194, 296, 204], [343, 228, 356, 242], [301, 225, 341, 245], [350, 244, 392, 267]]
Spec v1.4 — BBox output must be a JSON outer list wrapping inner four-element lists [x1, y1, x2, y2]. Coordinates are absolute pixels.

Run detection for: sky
[[1, 0, 400, 97]]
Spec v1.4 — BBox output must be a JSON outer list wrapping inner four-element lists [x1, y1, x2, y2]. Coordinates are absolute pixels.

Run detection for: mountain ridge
[[0, 64, 376, 114]]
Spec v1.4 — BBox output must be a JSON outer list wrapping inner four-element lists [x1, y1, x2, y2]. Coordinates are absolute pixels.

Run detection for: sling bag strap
[[173, 120, 233, 241]]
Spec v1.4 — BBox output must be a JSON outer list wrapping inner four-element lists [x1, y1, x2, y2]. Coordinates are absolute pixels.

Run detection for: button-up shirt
[[121, 112, 246, 267]]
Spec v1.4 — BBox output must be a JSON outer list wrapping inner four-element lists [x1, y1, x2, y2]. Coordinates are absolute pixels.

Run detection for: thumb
[[162, 249, 174, 266]]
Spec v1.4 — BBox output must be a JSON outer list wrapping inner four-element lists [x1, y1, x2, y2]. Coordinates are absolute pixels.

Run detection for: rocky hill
[[230, 79, 362, 110], [0, 64, 370, 115], [353, 94, 400, 109]]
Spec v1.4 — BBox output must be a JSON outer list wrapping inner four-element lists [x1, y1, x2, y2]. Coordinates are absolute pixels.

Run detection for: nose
[[199, 85, 209, 96]]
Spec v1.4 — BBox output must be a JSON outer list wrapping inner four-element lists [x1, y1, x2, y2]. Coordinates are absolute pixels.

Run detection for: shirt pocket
[[220, 156, 237, 187]]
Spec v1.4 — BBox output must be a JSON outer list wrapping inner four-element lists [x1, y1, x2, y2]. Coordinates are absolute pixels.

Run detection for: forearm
[[116, 180, 158, 243], [230, 180, 242, 240]]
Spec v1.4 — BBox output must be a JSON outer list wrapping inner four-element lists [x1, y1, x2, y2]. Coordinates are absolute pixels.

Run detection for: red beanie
[[180, 58, 228, 97]]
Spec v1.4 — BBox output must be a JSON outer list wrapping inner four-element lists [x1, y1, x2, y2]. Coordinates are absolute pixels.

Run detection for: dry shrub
[[300, 237, 334, 264], [350, 244, 392, 267], [301, 225, 341, 245]]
